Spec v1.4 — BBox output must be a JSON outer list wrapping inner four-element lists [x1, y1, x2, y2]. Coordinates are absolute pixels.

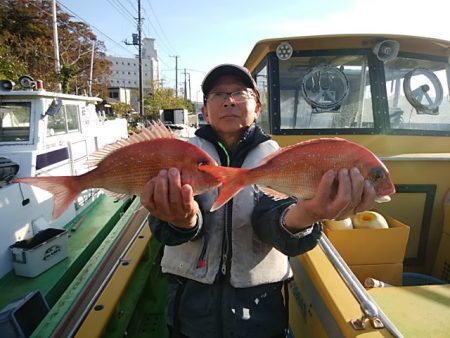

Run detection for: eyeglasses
[[206, 90, 256, 104]]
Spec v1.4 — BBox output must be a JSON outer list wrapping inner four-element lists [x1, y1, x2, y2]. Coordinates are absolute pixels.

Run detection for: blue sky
[[58, 0, 449, 101]]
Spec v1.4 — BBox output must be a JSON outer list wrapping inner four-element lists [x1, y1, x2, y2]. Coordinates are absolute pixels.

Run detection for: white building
[[106, 38, 160, 110]]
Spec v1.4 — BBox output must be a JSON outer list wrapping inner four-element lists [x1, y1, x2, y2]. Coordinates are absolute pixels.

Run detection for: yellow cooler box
[[324, 213, 410, 285]]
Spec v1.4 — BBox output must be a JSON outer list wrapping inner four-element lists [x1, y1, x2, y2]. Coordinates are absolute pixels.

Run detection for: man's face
[[203, 75, 261, 136]]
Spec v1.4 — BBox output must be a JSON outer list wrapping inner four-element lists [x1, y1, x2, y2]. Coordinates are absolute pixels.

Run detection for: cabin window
[[47, 104, 80, 136], [47, 111, 67, 136], [278, 55, 373, 130], [384, 57, 450, 132], [0, 102, 31, 142], [66, 105, 80, 132], [255, 65, 270, 133]]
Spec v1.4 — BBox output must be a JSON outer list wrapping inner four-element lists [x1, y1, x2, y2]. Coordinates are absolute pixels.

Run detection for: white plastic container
[[10, 228, 69, 278]]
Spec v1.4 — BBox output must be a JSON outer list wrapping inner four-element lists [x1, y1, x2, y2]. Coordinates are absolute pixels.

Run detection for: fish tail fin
[[14, 176, 81, 219], [198, 165, 251, 211]]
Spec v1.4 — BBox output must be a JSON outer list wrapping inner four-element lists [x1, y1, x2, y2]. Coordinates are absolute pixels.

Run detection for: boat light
[[372, 40, 399, 62], [276, 42, 293, 61], [36, 80, 44, 90], [18, 75, 36, 90]]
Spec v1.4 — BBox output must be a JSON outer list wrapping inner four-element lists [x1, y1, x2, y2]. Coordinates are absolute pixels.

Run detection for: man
[[141, 64, 376, 338]]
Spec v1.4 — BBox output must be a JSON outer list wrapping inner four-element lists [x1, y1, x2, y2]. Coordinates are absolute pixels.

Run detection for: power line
[[139, 6, 174, 70], [140, 0, 181, 75], [140, 7, 170, 55], [58, 2, 135, 57], [124, 0, 138, 13], [144, 0, 178, 55], [59, 1, 182, 90], [132, 7, 174, 84], [108, 0, 136, 21]]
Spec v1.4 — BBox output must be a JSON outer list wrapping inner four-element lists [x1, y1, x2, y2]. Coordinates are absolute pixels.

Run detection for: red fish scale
[[246, 138, 388, 200], [78, 138, 219, 196]]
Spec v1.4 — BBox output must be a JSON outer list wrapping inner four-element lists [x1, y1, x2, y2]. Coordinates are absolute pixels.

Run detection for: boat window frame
[[46, 102, 81, 137], [382, 51, 450, 136], [254, 61, 271, 133], [65, 104, 81, 134], [0, 100, 33, 144], [262, 49, 382, 136], [254, 48, 450, 136]]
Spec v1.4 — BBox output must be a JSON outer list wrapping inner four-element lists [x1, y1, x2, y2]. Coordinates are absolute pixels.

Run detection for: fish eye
[[370, 167, 385, 182], [198, 159, 209, 167]]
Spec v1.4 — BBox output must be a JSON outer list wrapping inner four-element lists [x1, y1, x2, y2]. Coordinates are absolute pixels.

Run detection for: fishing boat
[[0, 77, 139, 337], [3, 34, 450, 338], [242, 34, 450, 337]]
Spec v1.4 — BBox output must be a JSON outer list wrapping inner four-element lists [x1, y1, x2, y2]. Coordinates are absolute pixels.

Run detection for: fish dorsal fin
[[86, 120, 177, 168], [258, 186, 291, 200], [258, 137, 347, 166]]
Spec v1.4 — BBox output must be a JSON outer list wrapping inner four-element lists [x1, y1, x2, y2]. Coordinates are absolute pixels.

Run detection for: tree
[[0, 39, 28, 81], [0, 3, 27, 80], [0, 0, 111, 95], [144, 88, 195, 118], [111, 102, 134, 117]]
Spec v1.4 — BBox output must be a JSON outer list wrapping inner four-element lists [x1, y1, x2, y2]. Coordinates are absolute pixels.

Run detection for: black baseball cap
[[201, 64, 259, 101]]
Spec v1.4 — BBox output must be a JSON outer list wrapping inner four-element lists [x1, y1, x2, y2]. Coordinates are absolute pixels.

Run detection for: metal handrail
[[319, 233, 403, 338]]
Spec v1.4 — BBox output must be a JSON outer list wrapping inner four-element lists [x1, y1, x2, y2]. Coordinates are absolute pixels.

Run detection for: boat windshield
[[0, 102, 31, 142], [257, 51, 450, 134]]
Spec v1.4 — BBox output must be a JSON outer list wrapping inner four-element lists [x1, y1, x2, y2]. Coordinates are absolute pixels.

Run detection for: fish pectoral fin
[[259, 186, 291, 201]]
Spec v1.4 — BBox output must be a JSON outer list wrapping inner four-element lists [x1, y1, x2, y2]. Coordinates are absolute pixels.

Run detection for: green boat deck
[[0, 194, 131, 310]]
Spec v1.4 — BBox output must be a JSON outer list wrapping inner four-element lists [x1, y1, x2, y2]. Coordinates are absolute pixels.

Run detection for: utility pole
[[137, 0, 144, 116], [88, 40, 95, 96], [187, 72, 191, 101], [123, 80, 128, 105], [51, 0, 61, 90], [124, 0, 144, 116], [170, 55, 179, 97], [183, 68, 187, 100]]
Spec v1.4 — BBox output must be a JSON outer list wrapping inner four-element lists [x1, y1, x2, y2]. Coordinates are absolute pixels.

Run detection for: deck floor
[[370, 284, 450, 337], [0, 195, 131, 310]]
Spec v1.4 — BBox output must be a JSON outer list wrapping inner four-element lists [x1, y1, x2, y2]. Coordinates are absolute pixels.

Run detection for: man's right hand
[[140, 167, 199, 229]]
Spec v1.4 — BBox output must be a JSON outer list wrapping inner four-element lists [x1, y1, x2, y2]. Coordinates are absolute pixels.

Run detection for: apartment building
[[107, 38, 160, 109]]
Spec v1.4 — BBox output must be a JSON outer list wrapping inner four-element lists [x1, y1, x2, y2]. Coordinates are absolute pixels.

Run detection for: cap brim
[[202, 64, 256, 96]]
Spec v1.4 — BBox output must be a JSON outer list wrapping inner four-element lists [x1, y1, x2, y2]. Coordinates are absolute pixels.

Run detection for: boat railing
[[319, 233, 404, 338]]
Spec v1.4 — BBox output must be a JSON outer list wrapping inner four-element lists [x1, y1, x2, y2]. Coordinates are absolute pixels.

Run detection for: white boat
[[0, 79, 129, 279]]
